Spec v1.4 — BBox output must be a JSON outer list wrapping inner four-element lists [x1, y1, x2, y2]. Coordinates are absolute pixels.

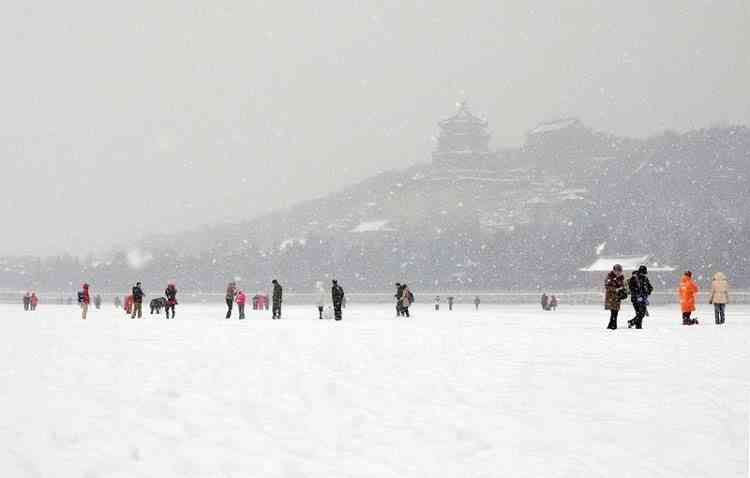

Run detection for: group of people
[[224, 279, 346, 321], [604, 264, 731, 329], [540, 293, 558, 311], [85, 282, 178, 320], [433, 295, 482, 311], [22, 291, 39, 311], [315, 280, 346, 320]]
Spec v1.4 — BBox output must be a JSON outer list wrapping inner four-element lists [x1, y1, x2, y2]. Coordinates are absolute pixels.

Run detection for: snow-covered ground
[[1, 303, 748, 477]]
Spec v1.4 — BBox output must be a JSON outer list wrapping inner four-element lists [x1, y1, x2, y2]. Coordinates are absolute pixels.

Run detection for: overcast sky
[[1, 0, 748, 255]]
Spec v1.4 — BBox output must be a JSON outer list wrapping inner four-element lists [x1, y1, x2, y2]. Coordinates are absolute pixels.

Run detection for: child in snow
[[124, 294, 134, 315]]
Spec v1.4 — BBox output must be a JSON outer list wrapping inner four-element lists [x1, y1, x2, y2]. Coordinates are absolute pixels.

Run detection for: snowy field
[[1, 303, 748, 477]]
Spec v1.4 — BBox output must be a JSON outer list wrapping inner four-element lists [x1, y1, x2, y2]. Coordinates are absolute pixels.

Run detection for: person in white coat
[[709, 272, 730, 325], [316, 281, 327, 319]]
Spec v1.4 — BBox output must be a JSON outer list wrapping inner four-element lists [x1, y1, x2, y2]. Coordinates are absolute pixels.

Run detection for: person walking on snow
[[164, 283, 177, 319], [272, 279, 283, 319], [331, 280, 345, 321], [23, 292, 31, 311], [678, 271, 699, 325], [225, 281, 237, 319], [316, 282, 326, 319], [131, 282, 145, 319], [627, 266, 653, 329], [434, 296, 440, 311], [474, 296, 480, 311], [94, 294, 102, 310], [541, 293, 549, 311], [394, 283, 405, 316], [604, 264, 627, 330], [709, 272, 729, 324], [30, 292, 39, 311], [79, 283, 91, 320], [447, 296, 454, 311], [236, 290, 247, 320], [400, 284, 413, 318]]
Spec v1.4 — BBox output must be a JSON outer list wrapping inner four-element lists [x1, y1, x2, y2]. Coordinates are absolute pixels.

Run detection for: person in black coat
[[627, 266, 653, 329], [131, 282, 145, 319], [164, 283, 177, 319], [272, 279, 283, 319], [331, 280, 345, 321], [394, 283, 405, 316]]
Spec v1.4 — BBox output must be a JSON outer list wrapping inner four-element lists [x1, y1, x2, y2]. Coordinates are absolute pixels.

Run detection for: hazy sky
[[2, 0, 748, 255]]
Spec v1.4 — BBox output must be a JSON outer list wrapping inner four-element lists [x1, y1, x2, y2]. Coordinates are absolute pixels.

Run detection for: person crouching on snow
[[678, 271, 699, 325]]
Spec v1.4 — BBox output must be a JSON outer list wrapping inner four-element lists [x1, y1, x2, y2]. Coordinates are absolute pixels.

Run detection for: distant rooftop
[[579, 255, 676, 272], [528, 118, 582, 135]]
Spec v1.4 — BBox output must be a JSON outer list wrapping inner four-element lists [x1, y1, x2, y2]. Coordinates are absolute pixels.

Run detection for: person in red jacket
[[30, 292, 39, 311], [164, 283, 178, 319], [236, 290, 247, 320], [124, 294, 134, 315], [79, 283, 91, 319]]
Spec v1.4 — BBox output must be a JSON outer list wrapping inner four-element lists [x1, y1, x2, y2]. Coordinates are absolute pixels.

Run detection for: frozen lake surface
[[1, 303, 748, 477]]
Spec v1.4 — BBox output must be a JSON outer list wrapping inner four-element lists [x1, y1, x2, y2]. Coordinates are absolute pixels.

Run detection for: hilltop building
[[432, 101, 499, 168]]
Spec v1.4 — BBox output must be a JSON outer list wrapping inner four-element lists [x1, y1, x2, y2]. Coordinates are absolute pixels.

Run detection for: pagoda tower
[[432, 101, 497, 168]]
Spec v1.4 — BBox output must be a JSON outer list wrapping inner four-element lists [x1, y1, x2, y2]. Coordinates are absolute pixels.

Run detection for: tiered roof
[[432, 101, 496, 166]]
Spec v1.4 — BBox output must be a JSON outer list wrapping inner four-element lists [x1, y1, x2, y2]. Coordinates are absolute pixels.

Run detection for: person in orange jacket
[[678, 271, 699, 325]]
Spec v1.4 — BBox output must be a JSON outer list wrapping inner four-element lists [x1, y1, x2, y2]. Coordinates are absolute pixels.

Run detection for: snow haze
[[2, 1, 749, 255]]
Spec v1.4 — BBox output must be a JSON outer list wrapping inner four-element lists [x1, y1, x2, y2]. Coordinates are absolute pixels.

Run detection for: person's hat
[[613, 264, 623, 272], [685, 271, 692, 277], [332, 279, 337, 284], [272, 279, 278, 283], [638, 265, 648, 274]]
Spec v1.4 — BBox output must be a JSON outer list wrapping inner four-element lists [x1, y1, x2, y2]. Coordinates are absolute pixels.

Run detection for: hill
[[3, 109, 750, 293]]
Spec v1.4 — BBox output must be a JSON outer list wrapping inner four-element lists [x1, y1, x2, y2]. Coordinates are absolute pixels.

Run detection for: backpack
[[77, 291, 85, 303], [408, 291, 415, 303]]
